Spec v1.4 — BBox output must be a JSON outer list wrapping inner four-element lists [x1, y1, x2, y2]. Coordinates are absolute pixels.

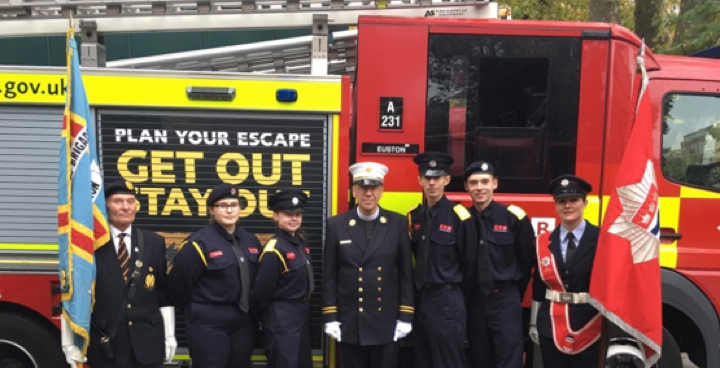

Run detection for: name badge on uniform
[[248, 247, 259, 254], [287, 251, 296, 260], [493, 224, 508, 232], [209, 250, 223, 258], [340, 239, 352, 245], [439, 224, 453, 233], [305, 247, 311, 254], [413, 223, 421, 231]]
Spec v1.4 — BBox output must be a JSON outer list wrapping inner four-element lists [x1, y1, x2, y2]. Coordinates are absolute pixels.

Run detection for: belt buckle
[[559, 292, 573, 304]]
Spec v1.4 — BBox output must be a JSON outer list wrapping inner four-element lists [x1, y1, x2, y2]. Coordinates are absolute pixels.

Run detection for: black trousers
[[262, 300, 312, 368], [185, 302, 255, 368], [413, 286, 467, 368], [337, 341, 399, 368], [539, 335, 599, 368], [467, 286, 524, 368], [105, 361, 162, 368]]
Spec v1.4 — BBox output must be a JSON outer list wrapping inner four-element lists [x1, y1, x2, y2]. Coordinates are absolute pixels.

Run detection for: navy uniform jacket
[[532, 221, 599, 338], [408, 196, 475, 292], [467, 201, 535, 296], [88, 228, 170, 367], [322, 207, 414, 346], [252, 229, 313, 315], [168, 222, 261, 311]]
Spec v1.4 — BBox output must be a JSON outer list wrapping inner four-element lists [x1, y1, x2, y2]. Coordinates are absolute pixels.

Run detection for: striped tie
[[118, 233, 130, 283]]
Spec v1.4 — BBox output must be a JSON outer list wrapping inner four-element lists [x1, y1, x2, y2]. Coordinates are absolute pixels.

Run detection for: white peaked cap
[[349, 162, 389, 185]]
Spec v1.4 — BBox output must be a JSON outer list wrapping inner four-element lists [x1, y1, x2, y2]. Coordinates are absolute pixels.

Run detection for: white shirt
[[559, 221, 586, 262], [110, 225, 133, 257], [357, 207, 379, 221]]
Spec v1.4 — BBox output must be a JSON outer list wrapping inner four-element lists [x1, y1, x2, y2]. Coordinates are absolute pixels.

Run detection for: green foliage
[[659, 0, 720, 55]]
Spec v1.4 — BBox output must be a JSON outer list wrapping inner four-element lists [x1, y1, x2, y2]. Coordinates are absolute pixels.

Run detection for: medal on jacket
[[145, 272, 155, 290]]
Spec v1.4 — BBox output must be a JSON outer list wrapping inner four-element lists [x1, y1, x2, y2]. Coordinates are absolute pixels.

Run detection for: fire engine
[[1, 4, 719, 368]]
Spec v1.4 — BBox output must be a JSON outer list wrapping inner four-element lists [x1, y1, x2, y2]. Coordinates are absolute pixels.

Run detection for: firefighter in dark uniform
[[168, 183, 262, 368], [252, 189, 313, 368], [322, 162, 414, 368], [462, 161, 535, 368], [408, 152, 475, 368], [62, 180, 176, 368], [529, 175, 602, 368]]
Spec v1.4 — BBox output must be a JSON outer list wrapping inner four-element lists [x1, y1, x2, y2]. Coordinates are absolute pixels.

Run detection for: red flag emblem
[[287, 251, 296, 260], [248, 247, 259, 254], [589, 53, 661, 366], [209, 250, 223, 258]]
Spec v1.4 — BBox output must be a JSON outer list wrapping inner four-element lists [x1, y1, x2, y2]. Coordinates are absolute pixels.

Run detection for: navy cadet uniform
[[531, 175, 601, 368], [462, 162, 535, 368], [322, 161, 415, 368], [252, 190, 313, 368], [408, 152, 475, 368], [168, 184, 261, 368]]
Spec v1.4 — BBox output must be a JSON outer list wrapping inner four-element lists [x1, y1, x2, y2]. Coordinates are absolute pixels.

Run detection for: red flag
[[588, 52, 662, 366]]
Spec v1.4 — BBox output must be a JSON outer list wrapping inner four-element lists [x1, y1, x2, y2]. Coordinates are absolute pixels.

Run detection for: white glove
[[160, 306, 177, 363], [61, 317, 86, 366], [324, 321, 342, 342], [529, 301, 540, 345], [393, 320, 412, 341]]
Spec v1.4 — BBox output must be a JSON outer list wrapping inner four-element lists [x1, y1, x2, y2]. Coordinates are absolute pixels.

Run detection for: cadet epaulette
[[453, 204, 471, 221], [178, 240, 187, 251], [260, 238, 289, 273], [406, 204, 420, 229], [192, 241, 207, 267], [507, 205, 527, 220]]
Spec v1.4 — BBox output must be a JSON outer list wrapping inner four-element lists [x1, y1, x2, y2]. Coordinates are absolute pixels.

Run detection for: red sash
[[536, 231, 602, 354]]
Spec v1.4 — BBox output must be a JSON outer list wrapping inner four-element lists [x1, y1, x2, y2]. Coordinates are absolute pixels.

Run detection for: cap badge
[[349, 219, 356, 227], [292, 197, 299, 205], [429, 160, 437, 168], [481, 163, 489, 171], [561, 179, 569, 187], [231, 187, 237, 195], [380, 216, 387, 224], [366, 166, 373, 172]]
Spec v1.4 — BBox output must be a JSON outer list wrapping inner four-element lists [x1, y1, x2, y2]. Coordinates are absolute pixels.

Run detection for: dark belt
[[493, 280, 517, 289], [422, 284, 459, 290]]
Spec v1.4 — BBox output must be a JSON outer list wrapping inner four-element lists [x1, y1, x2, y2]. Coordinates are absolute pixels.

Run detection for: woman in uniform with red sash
[[529, 174, 603, 368]]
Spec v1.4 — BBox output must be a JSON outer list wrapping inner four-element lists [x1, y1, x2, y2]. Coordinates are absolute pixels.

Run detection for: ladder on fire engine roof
[[0, 0, 498, 74]]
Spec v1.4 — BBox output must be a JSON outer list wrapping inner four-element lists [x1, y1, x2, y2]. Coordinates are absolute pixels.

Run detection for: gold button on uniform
[[377, 298, 382, 302], [359, 277, 363, 282], [378, 307, 382, 311], [378, 287, 382, 292], [377, 277, 382, 282], [359, 307, 364, 312], [377, 267, 382, 271], [359, 267, 363, 272], [359, 298, 364, 302], [127, 304, 131, 309], [128, 321, 133, 326]]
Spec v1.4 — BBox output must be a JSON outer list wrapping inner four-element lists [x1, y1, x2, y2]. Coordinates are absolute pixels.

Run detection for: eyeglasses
[[214, 203, 240, 211]]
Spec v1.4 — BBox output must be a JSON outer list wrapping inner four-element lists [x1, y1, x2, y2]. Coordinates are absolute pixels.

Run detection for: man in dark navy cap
[[323, 162, 414, 368], [462, 161, 535, 368], [169, 183, 262, 368], [62, 180, 175, 368], [252, 189, 314, 368], [408, 152, 475, 368], [530, 174, 602, 368]]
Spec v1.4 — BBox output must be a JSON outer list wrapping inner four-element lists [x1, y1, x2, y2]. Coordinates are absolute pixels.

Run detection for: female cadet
[[251, 189, 313, 368], [529, 174, 602, 368], [168, 183, 262, 368]]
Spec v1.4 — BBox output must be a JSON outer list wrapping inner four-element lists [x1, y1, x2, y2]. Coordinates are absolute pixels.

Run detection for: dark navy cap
[[549, 174, 592, 199], [413, 152, 454, 177], [206, 183, 239, 207], [268, 189, 308, 212], [105, 180, 135, 199], [462, 161, 495, 181]]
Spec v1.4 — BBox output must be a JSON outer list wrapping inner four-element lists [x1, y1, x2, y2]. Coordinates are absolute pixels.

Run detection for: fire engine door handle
[[659, 233, 682, 241]]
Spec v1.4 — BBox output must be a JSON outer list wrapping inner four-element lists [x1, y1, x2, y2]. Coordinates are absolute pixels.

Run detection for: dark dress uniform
[[409, 152, 476, 368], [252, 190, 313, 368], [88, 181, 171, 368], [168, 184, 261, 368], [462, 162, 535, 368], [532, 175, 601, 368], [322, 206, 414, 368]]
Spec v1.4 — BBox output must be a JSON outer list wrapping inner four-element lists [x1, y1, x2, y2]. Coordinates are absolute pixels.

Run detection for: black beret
[[413, 152, 454, 177], [548, 174, 592, 199], [462, 161, 495, 181], [206, 183, 239, 207], [268, 189, 308, 212], [104, 180, 135, 199]]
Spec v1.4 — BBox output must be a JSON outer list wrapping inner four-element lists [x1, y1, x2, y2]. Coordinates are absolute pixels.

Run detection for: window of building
[[662, 93, 720, 192], [426, 35, 582, 193]]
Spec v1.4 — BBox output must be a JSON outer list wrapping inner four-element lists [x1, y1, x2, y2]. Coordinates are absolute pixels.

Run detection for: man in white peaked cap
[[322, 162, 414, 368]]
